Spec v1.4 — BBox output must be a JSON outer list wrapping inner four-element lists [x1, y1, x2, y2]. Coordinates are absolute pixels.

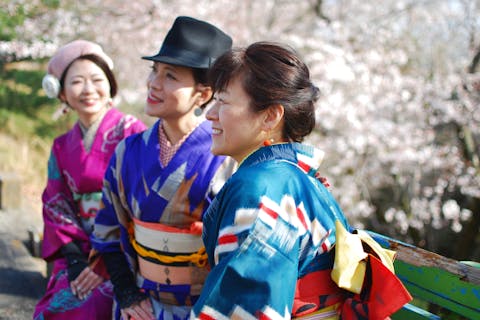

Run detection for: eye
[[166, 72, 177, 80], [150, 64, 157, 72], [213, 94, 226, 103]]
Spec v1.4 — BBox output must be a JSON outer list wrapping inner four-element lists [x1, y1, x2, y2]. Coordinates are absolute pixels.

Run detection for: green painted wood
[[392, 303, 440, 320], [367, 231, 480, 319], [395, 260, 480, 319]]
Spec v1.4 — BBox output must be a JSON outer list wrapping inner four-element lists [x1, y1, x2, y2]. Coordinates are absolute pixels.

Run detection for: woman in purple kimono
[[33, 40, 146, 320], [91, 17, 235, 320]]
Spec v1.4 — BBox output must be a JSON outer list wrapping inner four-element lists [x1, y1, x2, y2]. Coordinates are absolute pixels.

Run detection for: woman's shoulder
[[106, 108, 146, 130], [52, 124, 80, 147], [227, 160, 297, 192], [239, 157, 303, 179], [119, 123, 156, 153]]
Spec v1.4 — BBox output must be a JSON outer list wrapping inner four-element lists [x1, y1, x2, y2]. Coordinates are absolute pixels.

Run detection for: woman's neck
[[78, 107, 108, 129], [161, 117, 199, 145]]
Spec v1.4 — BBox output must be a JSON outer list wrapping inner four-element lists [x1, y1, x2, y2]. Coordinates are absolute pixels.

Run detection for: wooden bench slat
[[367, 231, 480, 319], [392, 303, 441, 320], [396, 260, 480, 319]]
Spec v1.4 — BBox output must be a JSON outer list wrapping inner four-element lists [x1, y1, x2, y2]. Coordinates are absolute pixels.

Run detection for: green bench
[[369, 232, 480, 319]]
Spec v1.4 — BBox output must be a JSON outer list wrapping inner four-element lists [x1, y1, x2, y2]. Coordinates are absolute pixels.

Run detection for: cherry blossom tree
[[2, 0, 479, 260]]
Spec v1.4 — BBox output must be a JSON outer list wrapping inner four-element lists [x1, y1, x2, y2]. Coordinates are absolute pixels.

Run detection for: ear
[[194, 84, 213, 106], [263, 104, 285, 131], [58, 90, 66, 103]]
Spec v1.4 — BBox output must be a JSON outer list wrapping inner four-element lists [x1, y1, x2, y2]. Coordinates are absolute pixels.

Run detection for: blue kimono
[[192, 143, 349, 319], [92, 120, 234, 320]]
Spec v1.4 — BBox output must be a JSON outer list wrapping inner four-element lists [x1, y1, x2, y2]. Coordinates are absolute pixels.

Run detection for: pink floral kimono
[[33, 108, 146, 319]]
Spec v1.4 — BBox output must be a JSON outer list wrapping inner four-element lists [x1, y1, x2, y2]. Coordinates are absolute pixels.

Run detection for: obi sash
[[128, 217, 209, 306], [293, 221, 412, 319], [293, 269, 343, 319], [294, 304, 340, 320]]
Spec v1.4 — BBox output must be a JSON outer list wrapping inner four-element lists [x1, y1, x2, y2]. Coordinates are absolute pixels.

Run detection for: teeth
[[148, 93, 161, 102], [212, 128, 222, 134]]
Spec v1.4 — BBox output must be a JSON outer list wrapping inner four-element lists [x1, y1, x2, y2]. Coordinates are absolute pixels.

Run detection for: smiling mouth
[[147, 94, 163, 104], [81, 99, 97, 106], [212, 128, 222, 134]]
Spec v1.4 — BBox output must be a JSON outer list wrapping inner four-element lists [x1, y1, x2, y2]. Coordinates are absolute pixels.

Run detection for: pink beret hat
[[42, 40, 113, 98]]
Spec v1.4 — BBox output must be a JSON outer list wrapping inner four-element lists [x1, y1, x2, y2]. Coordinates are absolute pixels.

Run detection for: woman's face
[[206, 76, 267, 163], [145, 62, 201, 120], [60, 59, 111, 125]]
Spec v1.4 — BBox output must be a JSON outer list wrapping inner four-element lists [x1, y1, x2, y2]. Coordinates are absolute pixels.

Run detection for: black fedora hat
[[142, 16, 232, 69]]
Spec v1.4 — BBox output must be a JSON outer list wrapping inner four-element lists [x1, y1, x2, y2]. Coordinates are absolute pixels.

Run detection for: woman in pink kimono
[[33, 40, 146, 319]]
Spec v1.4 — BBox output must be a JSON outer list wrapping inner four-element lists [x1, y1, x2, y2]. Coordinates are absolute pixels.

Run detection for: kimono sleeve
[[126, 116, 147, 135], [91, 142, 125, 254], [193, 177, 300, 319], [41, 148, 87, 261]]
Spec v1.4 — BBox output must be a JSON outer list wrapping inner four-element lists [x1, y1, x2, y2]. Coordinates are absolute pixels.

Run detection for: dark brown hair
[[208, 41, 319, 142], [60, 54, 118, 98], [192, 67, 213, 109]]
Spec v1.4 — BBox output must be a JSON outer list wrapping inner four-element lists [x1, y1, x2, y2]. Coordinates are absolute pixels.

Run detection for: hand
[[120, 298, 155, 320], [70, 266, 104, 300]]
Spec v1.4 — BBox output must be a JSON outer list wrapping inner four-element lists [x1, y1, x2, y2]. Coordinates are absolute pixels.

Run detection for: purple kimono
[[34, 108, 146, 320], [91, 120, 235, 320]]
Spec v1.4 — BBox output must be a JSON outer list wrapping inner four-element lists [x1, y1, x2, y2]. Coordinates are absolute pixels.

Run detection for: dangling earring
[[263, 138, 274, 146], [194, 107, 203, 117], [52, 102, 70, 121]]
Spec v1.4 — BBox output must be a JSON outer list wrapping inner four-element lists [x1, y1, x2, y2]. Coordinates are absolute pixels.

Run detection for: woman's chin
[[210, 145, 225, 156], [144, 105, 159, 118]]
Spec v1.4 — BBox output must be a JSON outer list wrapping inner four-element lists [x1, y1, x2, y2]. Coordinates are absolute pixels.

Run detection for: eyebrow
[[154, 62, 180, 72], [70, 72, 104, 78]]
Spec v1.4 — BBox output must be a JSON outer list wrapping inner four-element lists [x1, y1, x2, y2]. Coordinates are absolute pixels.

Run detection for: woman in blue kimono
[[91, 17, 235, 320], [191, 42, 410, 319]]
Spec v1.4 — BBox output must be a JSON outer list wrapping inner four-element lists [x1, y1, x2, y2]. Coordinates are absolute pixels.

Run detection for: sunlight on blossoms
[[384, 208, 395, 223], [442, 199, 460, 220], [411, 198, 430, 221], [397, 210, 409, 234], [460, 208, 472, 221], [324, 57, 355, 82]]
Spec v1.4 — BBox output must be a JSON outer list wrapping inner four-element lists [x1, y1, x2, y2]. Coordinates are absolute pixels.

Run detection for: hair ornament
[[52, 102, 70, 121]]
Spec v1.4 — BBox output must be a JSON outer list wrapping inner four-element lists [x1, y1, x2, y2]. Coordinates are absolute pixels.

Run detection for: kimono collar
[[78, 107, 109, 152], [241, 143, 325, 178]]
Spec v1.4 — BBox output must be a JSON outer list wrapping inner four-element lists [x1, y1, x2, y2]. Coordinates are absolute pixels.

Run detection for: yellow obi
[[129, 217, 209, 291]]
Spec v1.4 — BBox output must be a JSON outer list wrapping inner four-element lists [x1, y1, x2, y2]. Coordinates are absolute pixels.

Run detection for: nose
[[147, 72, 162, 90], [83, 79, 95, 93], [205, 101, 219, 121]]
